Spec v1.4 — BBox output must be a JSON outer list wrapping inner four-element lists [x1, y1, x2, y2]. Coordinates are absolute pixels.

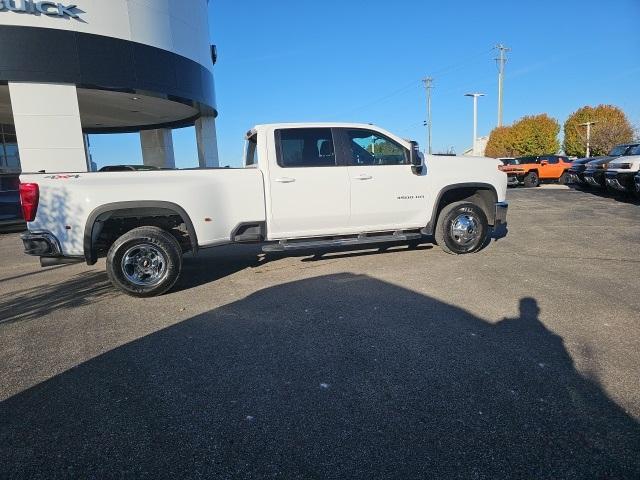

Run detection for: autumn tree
[[484, 114, 560, 158], [563, 105, 633, 157], [485, 126, 515, 158], [510, 114, 560, 156]]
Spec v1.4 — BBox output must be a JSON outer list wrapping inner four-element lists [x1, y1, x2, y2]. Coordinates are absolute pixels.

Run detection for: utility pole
[[465, 93, 485, 156], [579, 121, 597, 157], [423, 77, 433, 155], [495, 44, 510, 127]]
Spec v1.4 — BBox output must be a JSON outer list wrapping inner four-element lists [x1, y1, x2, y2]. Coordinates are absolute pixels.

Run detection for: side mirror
[[409, 141, 421, 166], [540, 160, 549, 166]]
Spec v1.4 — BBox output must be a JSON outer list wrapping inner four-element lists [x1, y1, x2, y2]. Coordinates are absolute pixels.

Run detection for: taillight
[[19, 183, 39, 222]]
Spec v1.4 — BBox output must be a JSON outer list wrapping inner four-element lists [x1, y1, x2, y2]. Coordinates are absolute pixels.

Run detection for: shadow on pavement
[[1, 274, 638, 479], [0, 271, 114, 325], [570, 185, 640, 205]]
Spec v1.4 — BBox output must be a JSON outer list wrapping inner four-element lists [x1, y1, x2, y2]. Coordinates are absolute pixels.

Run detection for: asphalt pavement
[[1, 186, 639, 479]]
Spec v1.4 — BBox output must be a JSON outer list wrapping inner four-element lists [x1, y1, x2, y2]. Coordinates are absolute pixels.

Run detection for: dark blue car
[[0, 174, 24, 231]]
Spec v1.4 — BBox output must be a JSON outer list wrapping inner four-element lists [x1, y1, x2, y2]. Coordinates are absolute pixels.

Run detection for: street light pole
[[465, 93, 485, 156], [579, 121, 597, 157]]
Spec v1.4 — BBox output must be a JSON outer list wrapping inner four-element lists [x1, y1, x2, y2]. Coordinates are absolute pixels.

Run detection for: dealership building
[[0, 0, 218, 174]]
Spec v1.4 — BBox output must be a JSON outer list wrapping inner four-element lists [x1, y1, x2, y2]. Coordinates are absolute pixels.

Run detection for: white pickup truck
[[19, 123, 508, 297]]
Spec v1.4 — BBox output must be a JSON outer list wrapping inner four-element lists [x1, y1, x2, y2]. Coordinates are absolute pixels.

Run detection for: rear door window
[[276, 128, 336, 168]]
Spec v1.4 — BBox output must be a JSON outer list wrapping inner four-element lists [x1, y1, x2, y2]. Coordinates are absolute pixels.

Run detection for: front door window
[[346, 130, 408, 166]]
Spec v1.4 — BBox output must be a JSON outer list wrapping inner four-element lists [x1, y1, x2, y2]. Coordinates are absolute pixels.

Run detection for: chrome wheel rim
[[121, 244, 169, 287], [451, 214, 480, 246]]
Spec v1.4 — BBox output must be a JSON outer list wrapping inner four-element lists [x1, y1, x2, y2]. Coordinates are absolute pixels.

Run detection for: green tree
[[563, 105, 633, 157], [485, 114, 560, 158], [485, 126, 516, 158]]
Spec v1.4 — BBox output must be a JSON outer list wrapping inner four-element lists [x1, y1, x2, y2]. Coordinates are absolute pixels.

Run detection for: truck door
[[267, 128, 350, 238], [540, 155, 561, 179], [338, 128, 427, 231]]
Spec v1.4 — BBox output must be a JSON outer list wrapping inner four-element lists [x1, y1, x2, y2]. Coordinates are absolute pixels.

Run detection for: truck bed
[[20, 168, 266, 257]]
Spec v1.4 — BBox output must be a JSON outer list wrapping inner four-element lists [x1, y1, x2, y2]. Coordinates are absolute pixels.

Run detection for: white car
[[605, 143, 640, 194], [19, 123, 508, 297]]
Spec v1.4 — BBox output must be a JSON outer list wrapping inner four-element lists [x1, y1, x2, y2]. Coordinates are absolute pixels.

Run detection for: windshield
[[516, 156, 538, 164], [609, 145, 629, 156], [626, 144, 640, 156]]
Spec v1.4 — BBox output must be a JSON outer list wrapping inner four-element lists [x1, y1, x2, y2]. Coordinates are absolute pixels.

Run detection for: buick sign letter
[[0, 0, 81, 19]]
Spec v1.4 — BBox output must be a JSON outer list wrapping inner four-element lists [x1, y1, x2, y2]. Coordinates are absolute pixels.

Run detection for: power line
[[326, 48, 493, 120], [326, 80, 422, 120], [428, 48, 494, 78]]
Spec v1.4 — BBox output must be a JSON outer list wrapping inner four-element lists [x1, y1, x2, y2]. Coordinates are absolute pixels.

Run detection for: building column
[[140, 128, 175, 168], [195, 115, 219, 168], [8, 82, 87, 173]]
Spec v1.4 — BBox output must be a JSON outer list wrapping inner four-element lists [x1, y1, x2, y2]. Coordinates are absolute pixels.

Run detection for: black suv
[[0, 173, 24, 231]]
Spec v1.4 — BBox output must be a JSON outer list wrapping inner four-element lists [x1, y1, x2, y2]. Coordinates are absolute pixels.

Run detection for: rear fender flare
[[83, 201, 198, 265]]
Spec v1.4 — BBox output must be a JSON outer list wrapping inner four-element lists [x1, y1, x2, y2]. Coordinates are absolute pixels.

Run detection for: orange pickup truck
[[500, 155, 572, 187]]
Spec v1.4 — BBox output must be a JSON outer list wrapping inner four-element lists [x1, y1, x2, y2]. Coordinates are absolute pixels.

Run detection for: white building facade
[[0, 0, 219, 173]]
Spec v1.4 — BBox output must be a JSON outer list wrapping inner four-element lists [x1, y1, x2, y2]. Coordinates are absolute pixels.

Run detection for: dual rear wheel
[[106, 226, 182, 298]]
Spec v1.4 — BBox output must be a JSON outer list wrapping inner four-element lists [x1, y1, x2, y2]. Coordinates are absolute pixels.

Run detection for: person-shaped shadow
[[1, 275, 638, 479]]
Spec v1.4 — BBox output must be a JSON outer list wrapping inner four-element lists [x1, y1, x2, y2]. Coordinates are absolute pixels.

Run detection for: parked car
[[567, 157, 600, 186], [605, 143, 640, 195], [99, 165, 161, 172], [500, 155, 572, 187], [498, 158, 523, 186], [20, 122, 508, 297], [0, 173, 24, 231], [581, 143, 640, 190]]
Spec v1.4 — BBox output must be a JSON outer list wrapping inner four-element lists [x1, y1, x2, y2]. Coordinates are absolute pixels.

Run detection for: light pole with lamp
[[464, 93, 485, 156], [579, 121, 597, 158]]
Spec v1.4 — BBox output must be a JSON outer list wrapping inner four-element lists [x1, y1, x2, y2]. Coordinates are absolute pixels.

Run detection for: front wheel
[[523, 171, 539, 188], [106, 226, 183, 297], [434, 201, 489, 255]]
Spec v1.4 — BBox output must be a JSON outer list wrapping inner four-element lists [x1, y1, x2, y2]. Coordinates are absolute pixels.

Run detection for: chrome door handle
[[354, 174, 373, 180], [274, 177, 296, 183]]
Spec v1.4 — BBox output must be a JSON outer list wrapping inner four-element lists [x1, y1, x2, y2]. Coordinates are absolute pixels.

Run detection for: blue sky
[[90, 0, 640, 169]]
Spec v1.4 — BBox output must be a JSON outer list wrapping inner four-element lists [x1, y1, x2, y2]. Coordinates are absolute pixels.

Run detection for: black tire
[[106, 226, 183, 298], [434, 201, 489, 255], [523, 171, 539, 188], [558, 171, 568, 185]]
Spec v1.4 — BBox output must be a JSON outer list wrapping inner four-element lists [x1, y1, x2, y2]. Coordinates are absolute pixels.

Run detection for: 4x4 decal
[[44, 175, 81, 180]]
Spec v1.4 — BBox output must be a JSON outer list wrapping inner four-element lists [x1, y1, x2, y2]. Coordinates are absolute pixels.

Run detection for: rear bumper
[[494, 201, 508, 225], [22, 231, 84, 266], [21, 231, 62, 257], [605, 171, 636, 192], [0, 218, 26, 230]]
